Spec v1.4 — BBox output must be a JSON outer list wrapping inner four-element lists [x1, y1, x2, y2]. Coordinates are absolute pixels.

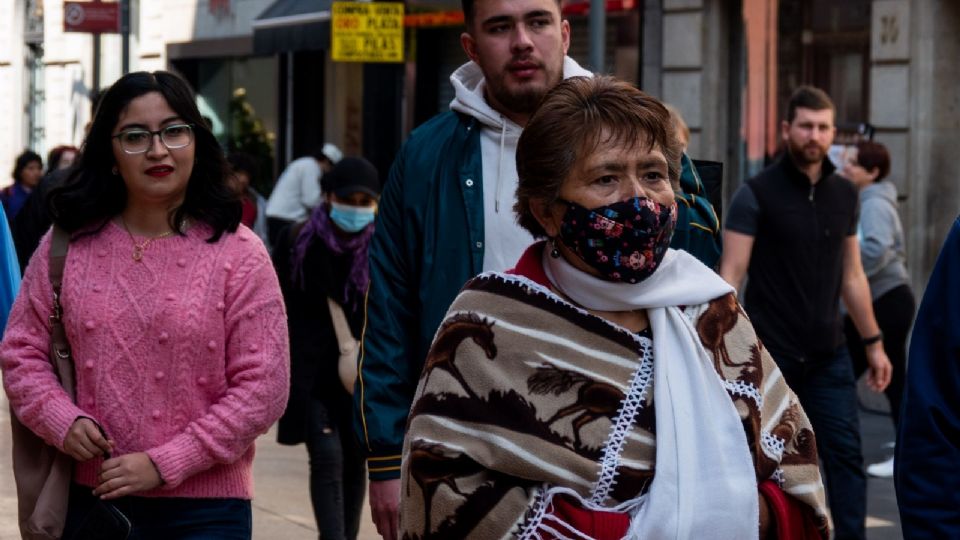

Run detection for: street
[[0, 387, 901, 539]]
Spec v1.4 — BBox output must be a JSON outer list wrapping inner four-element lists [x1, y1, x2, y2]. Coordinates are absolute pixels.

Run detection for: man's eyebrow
[[480, 14, 515, 26], [523, 9, 554, 19], [481, 10, 554, 27]]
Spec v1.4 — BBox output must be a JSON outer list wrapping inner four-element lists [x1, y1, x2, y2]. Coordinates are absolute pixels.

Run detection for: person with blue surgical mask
[[272, 156, 380, 540]]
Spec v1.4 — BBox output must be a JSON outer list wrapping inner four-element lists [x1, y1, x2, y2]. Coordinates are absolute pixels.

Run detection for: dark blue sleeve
[[895, 216, 960, 537], [353, 145, 418, 480]]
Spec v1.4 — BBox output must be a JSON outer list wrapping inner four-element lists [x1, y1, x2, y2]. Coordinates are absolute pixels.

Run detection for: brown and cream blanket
[[400, 271, 828, 539]]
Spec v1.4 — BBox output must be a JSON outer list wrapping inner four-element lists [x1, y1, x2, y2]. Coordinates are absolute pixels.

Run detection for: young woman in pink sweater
[[0, 71, 290, 538]]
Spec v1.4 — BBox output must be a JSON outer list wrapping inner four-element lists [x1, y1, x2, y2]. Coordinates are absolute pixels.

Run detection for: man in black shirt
[[720, 86, 891, 540]]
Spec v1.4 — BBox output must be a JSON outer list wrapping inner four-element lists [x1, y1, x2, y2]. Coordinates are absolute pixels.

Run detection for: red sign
[[64, 2, 121, 34], [209, 0, 230, 15], [562, 0, 637, 16], [404, 10, 463, 27]]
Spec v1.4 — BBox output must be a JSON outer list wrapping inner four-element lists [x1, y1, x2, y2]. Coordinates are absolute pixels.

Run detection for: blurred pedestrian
[[895, 215, 960, 539], [720, 86, 891, 540], [227, 152, 270, 248], [275, 157, 380, 540], [0, 70, 289, 538], [12, 145, 81, 274], [265, 143, 342, 246], [47, 145, 79, 174], [2, 150, 43, 221], [841, 141, 914, 478], [353, 0, 590, 537]]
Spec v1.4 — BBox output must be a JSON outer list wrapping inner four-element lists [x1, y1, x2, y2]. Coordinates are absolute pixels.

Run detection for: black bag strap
[[48, 226, 76, 401]]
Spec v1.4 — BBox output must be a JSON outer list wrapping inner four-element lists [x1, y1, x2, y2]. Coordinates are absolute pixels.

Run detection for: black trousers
[[266, 217, 294, 249], [843, 283, 915, 428], [306, 397, 367, 540]]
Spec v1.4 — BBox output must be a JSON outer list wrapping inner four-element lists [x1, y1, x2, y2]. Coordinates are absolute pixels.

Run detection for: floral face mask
[[556, 196, 677, 283]]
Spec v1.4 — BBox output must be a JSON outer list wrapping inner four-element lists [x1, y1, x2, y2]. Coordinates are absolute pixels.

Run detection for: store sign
[[332, 2, 404, 63], [63, 1, 120, 34]]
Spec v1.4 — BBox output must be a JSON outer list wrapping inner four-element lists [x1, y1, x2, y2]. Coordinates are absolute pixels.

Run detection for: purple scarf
[[290, 202, 374, 310]]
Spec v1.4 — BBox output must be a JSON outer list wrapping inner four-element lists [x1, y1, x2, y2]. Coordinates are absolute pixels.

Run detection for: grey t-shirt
[[725, 184, 760, 235]]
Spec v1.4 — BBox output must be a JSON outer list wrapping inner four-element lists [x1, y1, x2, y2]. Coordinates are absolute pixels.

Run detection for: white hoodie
[[449, 56, 592, 272]]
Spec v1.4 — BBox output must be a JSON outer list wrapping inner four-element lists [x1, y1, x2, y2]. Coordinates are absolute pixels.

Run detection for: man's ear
[[461, 31, 479, 63], [530, 198, 561, 238], [780, 120, 790, 143]]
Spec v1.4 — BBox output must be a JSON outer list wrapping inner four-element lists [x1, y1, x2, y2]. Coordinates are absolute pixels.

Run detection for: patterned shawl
[[399, 268, 829, 539]]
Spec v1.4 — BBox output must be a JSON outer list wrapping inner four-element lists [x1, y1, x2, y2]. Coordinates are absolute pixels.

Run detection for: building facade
[[642, 0, 960, 297]]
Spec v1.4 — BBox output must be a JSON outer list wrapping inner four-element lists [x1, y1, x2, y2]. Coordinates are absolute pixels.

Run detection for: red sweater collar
[[506, 241, 551, 287]]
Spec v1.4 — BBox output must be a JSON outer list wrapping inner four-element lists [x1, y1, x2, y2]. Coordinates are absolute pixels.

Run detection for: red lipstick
[[145, 165, 174, 177]]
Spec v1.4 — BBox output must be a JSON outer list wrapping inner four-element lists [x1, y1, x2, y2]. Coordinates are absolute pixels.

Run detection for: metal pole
[[93, 33, 101, 94], [121, 0, 130, 74], [589, 0, 606, 73]]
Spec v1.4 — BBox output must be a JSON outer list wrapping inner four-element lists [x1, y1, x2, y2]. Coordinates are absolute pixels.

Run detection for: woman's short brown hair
[[515, 76, 682, 238], [855, 141, 891, 182]]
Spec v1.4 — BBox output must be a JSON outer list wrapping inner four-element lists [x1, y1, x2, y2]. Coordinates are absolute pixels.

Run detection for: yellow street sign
[[332, 2, 404, 63]]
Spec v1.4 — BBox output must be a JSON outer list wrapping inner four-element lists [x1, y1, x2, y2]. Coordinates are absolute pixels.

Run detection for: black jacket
[[274, 224, 365, 445]]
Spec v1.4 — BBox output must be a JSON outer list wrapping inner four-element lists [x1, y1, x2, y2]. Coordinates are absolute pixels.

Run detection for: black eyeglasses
[[112, 124, 195, 154]]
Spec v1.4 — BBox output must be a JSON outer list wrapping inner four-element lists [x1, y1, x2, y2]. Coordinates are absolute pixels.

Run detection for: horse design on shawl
[[421, 313, 497, 400], [528, 364, 626, 450]]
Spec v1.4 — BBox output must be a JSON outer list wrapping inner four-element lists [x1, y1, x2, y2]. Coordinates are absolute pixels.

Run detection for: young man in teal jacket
[[354, 0, 583, 537], [354, 0, 720, 536]]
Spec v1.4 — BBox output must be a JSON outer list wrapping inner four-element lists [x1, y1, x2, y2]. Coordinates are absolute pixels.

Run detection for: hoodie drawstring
[[496, 120, 506, 213]]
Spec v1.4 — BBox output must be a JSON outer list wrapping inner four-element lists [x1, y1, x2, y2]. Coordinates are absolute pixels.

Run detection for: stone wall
[[898, 0, 960, 296]]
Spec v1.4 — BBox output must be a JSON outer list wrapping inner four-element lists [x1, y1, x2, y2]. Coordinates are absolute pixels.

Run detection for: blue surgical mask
[[329, 201, 376, 233]]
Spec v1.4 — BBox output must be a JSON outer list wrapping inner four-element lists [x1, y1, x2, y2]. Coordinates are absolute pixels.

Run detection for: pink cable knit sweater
[[0, 222, 290, 499]]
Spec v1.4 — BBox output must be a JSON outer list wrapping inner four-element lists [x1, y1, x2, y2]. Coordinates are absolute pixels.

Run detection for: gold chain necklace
[[120, 216, 176, 262]]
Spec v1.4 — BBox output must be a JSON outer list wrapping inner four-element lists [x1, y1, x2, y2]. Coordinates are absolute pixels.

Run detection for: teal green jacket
[[674, 153, 722, 269], [353, 111, 722, 479], [354, 111, 484, 479]]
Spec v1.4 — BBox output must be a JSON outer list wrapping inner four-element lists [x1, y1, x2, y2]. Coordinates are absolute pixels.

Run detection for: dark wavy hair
[[12, 150, 42, 184], [48, 71, 240, 241]]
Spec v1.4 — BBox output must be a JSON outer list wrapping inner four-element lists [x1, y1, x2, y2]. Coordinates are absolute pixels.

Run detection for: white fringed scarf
[[542, 248, 759, 539]]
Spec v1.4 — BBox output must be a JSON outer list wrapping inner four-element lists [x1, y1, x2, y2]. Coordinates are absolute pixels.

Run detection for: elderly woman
[[399, 77, 828, 539]]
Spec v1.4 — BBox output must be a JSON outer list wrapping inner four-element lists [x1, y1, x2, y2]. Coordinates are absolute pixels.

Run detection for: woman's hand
[[63, 417, 113, 462], [93, 452, 163, 500]]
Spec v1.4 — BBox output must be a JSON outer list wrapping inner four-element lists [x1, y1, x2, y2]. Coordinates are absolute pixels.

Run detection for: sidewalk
[[249, 427, 379, 539]]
